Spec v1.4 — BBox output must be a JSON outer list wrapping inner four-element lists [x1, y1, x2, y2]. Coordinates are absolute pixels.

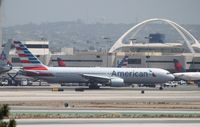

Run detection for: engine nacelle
[[110, 78, 125, 87]]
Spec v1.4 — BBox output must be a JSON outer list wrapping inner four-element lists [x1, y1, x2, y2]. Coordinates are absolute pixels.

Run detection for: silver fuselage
[[173, 72, 200, 81], [30, 67, 174, 84]]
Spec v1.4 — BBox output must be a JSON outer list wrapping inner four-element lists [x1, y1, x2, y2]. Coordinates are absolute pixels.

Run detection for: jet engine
[[110, 78, 125, 87]]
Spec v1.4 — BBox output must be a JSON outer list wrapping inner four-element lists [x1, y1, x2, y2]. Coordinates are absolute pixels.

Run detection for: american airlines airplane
[[0, 40, 12, 74], [173, 59, 200, 81], [13, 41, 174, 89]]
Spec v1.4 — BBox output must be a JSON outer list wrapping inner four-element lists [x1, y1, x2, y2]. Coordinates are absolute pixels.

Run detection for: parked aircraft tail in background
[[173, 59, 185, 72], [0, 40, 12, 74], [117, 55, 128, 67], [57, 57, 66, 67]]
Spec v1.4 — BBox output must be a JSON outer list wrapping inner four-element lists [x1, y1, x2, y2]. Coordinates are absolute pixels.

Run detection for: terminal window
[[25, 44, 49, 48], [128, 59, 141, 64], [11, 57, 20, 63]]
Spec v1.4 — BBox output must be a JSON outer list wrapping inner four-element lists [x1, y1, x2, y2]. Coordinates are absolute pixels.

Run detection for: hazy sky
[[3, 0, 200, 26]]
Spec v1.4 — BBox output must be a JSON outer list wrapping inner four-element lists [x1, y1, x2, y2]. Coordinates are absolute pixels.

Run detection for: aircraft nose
[[168, 73, 175, 80], [173, 73, 180, 78]]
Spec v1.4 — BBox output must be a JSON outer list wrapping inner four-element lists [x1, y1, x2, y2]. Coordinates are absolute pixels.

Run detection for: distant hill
[[3, 21, 200, 52]]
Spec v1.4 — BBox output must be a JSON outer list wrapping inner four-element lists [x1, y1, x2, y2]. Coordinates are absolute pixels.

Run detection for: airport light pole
[[144, 36, 151, 67], [130, 38, 136, 52], [0, 0, 3, 52], [103, 37, 110, 67], [130, 38, 136, 43]]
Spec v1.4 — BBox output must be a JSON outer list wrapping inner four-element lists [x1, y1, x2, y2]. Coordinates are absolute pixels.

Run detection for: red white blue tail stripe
[[13, 41, 48, 70]]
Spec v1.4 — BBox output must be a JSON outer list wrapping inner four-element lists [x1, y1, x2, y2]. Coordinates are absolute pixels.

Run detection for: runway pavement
[[0, 88, 200, 110], [0, 86, 199, 127], [17, 118, 200, 127], [0, 89, 200, 102], [11, 109, 200, 114], [1, 86, 200, 120], [0, 85, 200, 91]]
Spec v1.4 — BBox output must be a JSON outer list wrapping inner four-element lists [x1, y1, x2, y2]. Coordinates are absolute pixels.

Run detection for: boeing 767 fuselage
[[14, 41, 174, 88]]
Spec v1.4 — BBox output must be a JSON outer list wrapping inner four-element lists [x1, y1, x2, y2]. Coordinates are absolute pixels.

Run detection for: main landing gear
[[89, 83, 100, 89]]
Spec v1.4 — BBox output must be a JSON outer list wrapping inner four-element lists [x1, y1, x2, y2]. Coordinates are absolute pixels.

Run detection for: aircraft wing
[[81, 74, 112, 83], [19, 70, 40, 77], [0, 66, 12, 75], [20, 70, 55, 77]]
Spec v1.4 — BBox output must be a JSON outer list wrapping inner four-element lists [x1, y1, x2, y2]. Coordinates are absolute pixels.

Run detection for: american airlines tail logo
[[14, 41, 48, 71]]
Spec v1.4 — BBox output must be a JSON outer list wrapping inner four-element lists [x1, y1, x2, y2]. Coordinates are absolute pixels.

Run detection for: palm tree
[[0, 104, 16, 127], [1, 104, 10, 117], [8, 119, 16, 127]]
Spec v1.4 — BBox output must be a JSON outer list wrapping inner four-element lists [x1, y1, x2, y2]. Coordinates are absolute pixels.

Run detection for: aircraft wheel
[[159, 86, 163, 90], [89, 84, 100, 89]]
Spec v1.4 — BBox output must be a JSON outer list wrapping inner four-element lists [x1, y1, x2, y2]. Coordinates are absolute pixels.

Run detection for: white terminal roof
[[25, 40, 49, 45], [125, 43, 183, 49], [109, 18, 200, 53]]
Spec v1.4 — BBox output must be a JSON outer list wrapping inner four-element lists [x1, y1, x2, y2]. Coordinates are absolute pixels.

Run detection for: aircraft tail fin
[[13, 41, 48, 70], [57, 57, 66, 67], [173, 59, 185, 72], [0, 40, 12, 66], [117, 55, 128, 68]]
